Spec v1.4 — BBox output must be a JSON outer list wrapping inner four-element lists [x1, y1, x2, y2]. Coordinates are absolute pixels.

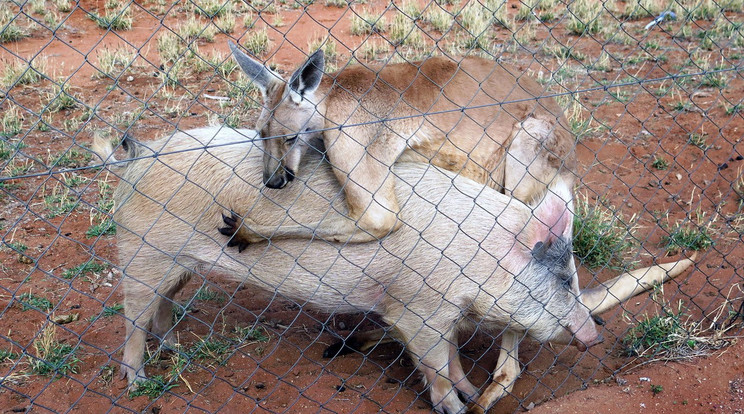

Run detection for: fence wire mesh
[[1, 0, 743, 412]]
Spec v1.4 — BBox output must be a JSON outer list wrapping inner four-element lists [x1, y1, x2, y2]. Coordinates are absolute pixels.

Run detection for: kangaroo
[[227, 41, 575, 245]]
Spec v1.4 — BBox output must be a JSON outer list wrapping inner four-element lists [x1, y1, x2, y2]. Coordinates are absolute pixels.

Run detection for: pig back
[[219, 161, 535, 315]]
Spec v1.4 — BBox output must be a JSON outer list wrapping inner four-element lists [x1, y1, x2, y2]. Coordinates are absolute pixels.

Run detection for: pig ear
[[531, 240, 549, 260], [529, 186, 572, 249]]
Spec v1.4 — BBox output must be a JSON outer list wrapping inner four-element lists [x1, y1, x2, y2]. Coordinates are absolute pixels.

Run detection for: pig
[[95, 126, 602, 413]]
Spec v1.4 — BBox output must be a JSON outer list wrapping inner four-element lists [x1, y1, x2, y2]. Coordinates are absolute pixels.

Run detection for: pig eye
[[561, 276, 572, 289], [559, 272, 573, 289]]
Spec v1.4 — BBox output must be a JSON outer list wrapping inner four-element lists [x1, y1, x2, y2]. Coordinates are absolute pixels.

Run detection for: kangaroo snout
[[264, 173, 288, 189], [263, 167, 295, 189]]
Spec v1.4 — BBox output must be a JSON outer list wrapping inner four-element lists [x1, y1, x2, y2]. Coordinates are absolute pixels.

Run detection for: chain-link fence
[[1, 0, 743, 412]]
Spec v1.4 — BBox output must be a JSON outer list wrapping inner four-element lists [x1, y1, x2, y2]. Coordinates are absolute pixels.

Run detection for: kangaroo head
[[229, 41, 326, 189]]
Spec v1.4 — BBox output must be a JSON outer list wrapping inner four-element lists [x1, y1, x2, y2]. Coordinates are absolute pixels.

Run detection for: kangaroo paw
[[218, 211, 249, 252]]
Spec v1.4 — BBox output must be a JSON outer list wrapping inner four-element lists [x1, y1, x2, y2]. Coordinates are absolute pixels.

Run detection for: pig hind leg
[[151, 272, 193, 347], [448, 342, 479, 402], [121, 265, 193, 385]]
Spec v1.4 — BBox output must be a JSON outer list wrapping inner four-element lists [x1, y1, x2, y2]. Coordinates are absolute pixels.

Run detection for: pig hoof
[[323, 336, 367, 358], [160, 335, 178, 351], [121, 364, 147, 388], [457, 389, 480, 405], [218, 211, 249, 252]]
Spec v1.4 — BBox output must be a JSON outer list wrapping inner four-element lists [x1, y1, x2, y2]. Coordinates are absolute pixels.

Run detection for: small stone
[[51, 313, 79, 325], [126, 76, 134, 82], [255, 382, 265, 389], [338, 321, 346, 330]]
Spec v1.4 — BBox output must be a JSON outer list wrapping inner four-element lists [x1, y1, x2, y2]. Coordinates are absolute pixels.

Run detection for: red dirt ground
[[1, 0, 742, 413]]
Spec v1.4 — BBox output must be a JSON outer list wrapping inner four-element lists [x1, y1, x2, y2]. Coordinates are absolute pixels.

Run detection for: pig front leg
[[447, 342, 480, 402], [385, 309, 466, 413], [470, 331, 520, 413]]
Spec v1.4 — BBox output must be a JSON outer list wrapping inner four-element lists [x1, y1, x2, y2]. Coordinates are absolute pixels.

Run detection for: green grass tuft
[[0, 21, 26, 44], [0, 349, 20, 361], [50, 149, 91, 168], [651, 157, 669, 170], [193, 286, 225, 303], [46, 83, 78, 112], [18, 292, 53, 312], [688, 133, 708, 150], [62, 260, 108, 279], [30, 324, 80, 376], [130, 375, 178, 399], [235, 325, 269, 342], [90, 7, 133, 30], [662, 221, 713, 254], [102, 303, 124, 317], [187, 337, 232, 362], [241, 28, 270, 56], [1, 106, 24, 138], [623, 311, 685, 356], [572, 194, 636, 270], [350, 9, 386, 35], [86, 219, 116, 238]]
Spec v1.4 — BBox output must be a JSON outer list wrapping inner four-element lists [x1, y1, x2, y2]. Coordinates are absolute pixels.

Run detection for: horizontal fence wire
[[1, 0, 743, 413]]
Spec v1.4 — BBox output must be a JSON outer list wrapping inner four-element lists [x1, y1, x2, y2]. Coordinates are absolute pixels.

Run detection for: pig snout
[[567, 318, 603, 351], [573, 331, 604, 351]]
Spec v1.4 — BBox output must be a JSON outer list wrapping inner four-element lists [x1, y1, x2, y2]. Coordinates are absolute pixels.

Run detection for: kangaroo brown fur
[[228, 43, 575, 244]]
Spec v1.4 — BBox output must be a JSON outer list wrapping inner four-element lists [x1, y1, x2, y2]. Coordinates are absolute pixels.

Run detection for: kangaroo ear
[[529, 181, 573, 248], [288, 49, 324, 104], [229, 41, 281, 95]]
